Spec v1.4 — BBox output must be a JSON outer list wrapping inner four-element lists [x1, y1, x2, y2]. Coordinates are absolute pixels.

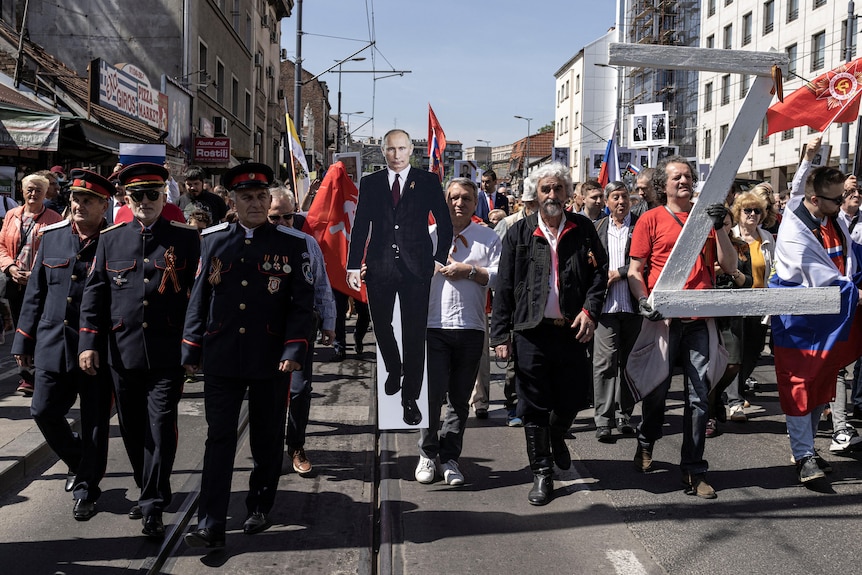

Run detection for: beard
[[541, 199, 563, 218]]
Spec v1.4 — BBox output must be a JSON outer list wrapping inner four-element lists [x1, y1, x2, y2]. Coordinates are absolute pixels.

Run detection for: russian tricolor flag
[[428, 104, 446, 183], [119, 143, 166, 166]]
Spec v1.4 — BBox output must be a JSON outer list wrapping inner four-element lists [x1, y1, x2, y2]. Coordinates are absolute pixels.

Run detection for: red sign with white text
[[193, 137, 231, 164]]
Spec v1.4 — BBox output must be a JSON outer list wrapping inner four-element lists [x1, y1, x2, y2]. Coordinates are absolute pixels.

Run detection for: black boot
[[548, 412, 572, 471], [525, 425, 554, 505]]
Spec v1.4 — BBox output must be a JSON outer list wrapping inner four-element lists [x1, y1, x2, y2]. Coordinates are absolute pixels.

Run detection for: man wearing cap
[[181, 163, 315, 549], [12, 170, 113, 521], [78, 162, 200, 539]]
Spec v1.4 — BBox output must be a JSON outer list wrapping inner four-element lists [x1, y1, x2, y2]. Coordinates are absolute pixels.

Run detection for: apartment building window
[[574, 111, 579, 129], [843, 19, 858, 59], [740, 74, 750, 98], [742, 13, 752, 45], [565, 80, 570, 98], [764, 1, 774, 33], [575, 74, 581, 93], [708, 0, 716, 16], [786, 0, 799, 21], [573, 149, 578, 167], [759, 117, 769, 145], [725, 0, 733, 5], [786, 43, 798, 74], [782, 128, 794, 140], [245, 13, 252, 48], [705, 82, 713, 111], [244, 91, 251, 126], [557, 89, 562, 105], [231, 77, 239, 116], [704, 129, 712, 159], [232, 0, 240, 31], [813, 0, 826, 7], [811, 31, 826, 71], [198, 41, 208, 94], [216, 61, 225, 104], [707, 34, 715, 49], [721, 74, 731, 105], [723, 24, 733, 49], [720, 124, 729, 147]]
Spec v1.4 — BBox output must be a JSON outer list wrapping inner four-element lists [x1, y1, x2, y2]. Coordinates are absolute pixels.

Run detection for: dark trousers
[[366, 278, 430, 400], [32, 367, 112, 502], [513, 323, 590, 427], [111, 366, 183, 517], [197, 374, 289, 535], [333, 290, 370, 352], [287, 313, 320, 451], [7, 281, 32, 383], [592, 312, 641, 427], [419, 328, 485, 462]]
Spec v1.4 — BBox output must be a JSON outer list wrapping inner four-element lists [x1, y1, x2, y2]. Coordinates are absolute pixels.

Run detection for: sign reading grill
[[193, 137, 231, 164]]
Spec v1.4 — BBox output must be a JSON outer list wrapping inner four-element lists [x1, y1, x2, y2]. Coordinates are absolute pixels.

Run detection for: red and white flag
[[767, 58, 862, 136], [303, 161, 367, 302], [428, 104, 446, 183]]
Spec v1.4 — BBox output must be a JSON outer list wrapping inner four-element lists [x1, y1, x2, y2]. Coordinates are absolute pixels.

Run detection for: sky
[[282, 1, 617, 149]]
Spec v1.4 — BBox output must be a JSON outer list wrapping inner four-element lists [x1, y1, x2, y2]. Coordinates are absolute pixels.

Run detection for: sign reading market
[[90, 59, 168, 131]]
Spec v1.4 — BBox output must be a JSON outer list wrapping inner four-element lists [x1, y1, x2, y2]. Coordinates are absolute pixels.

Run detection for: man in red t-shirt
[[627, 155, 737, 500]]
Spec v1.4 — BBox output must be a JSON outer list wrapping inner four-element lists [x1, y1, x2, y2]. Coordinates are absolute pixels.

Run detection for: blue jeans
[[786, 405, 827, 461], [637, 319, 711, 476]]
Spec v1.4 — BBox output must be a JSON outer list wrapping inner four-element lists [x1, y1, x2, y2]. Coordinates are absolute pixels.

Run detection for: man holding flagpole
[[347, 129, 452, 427]]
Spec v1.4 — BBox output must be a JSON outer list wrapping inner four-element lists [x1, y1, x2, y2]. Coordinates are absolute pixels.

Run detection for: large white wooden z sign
[[608, 43, 841, 318]]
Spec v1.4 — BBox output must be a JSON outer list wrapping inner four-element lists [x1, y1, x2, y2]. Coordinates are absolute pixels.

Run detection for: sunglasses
[[742, 207, 762, 215], [128, 189, 163, 202], [267, 213, 294, 223], [815, 194, 843, 206]]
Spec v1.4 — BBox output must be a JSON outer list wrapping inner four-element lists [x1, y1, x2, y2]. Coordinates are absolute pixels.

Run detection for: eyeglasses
[[267, 213, 294, 223], [539, 184, 565, 194], [742, 207, 762, 215], [127, 189, 163, 202], [815, 194, 844, 206]]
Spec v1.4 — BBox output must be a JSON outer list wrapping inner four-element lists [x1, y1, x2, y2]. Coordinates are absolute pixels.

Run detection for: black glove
[[638, 296, 663, 322], [705, 203, 728, 230]]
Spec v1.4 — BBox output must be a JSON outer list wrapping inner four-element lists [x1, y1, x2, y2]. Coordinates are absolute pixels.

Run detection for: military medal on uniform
[[262, 254, 272, 271], [208, 257, 223, 285]]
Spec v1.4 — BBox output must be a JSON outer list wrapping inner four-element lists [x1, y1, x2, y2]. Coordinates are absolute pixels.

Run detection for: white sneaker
[[829, 425, 862, 453], [440, 460, 464, 486], [414, 456, 436, 484], [729, 404, 747, 422]]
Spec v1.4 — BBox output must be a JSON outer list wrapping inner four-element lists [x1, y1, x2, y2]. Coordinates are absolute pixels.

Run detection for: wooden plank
[[651, 287, 842, 318], [651, 74, 775, 293], [609, 43, 788, 76]]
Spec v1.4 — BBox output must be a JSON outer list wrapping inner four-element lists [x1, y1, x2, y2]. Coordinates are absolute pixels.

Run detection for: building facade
[[699, 0, 857, 187]]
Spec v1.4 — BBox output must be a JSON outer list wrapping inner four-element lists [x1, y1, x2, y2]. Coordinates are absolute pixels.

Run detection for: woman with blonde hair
[[0, 172, 63, 395]]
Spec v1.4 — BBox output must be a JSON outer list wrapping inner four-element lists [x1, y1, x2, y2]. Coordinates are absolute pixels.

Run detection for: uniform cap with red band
[[221, 162, 274, 191], [68, 169, 113, 200], [118, 162, 169, 190]]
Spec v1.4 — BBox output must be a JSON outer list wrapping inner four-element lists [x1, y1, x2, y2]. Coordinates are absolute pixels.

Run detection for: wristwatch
[[467, 265, 477, 281]]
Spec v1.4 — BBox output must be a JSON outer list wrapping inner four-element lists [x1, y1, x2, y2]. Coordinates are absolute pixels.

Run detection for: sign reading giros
[[194, 137, 231, 164]]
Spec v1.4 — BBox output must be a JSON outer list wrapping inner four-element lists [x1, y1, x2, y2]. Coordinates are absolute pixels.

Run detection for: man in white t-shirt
[[414, 177, 501, 487]]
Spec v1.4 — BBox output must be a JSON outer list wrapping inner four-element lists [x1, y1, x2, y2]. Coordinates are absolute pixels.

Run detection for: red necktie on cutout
[[392, 174, 401, 207]]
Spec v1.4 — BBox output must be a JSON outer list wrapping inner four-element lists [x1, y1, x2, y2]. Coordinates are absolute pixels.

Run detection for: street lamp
[[336, 57, 366, 153], [342, 110, 364, 151], [514, 115, 532, 193], [477, 139, 491, 147]]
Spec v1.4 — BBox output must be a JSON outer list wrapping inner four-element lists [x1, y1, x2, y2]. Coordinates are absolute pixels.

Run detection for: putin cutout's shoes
[[384, 369, 401, 395], [440, 460, 464, 486], [291, 448, 312, 475], [414, 456, 436, 484], [243, 512, 272, 535], [402, 399, 422, 425], [184, 528, 225, 549], [73, 499, 97, 521], [142, 513, 165, 538]]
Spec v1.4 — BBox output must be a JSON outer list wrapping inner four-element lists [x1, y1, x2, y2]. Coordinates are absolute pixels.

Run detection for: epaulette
[[170, 220, 199, 231], [100, 221, 127, 234], [201, 221, 230, 236], [39, 219, 71, 233]]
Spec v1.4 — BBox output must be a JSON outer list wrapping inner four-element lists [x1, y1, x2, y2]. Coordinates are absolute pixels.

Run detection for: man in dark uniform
[[181, 163, 315, 549], [346, 129, 453, 426], [12, 169, 113, 521], [78, 162, 200, 539]]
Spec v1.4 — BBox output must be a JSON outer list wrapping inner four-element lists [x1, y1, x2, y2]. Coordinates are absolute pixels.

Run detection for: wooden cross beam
[[608, 43, 841, 317]]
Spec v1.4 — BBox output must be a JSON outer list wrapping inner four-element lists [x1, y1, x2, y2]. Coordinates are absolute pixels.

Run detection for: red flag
[[597, 122, 619, 188], [767, 58, 862, 136], [303, 161, 367, 303], [428, 104, 446, 183]]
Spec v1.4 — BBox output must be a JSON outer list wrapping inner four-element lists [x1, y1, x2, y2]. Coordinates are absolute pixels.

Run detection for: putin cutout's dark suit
[[12, 220, 113, 503], [78, 217, 200, 518], [347, 168, 453, 413], [181, 222, 315, 535]]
